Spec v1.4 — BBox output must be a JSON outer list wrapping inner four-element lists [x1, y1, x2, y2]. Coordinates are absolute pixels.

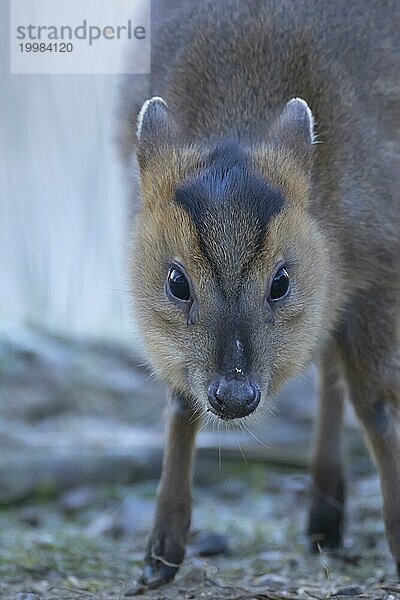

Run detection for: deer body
[[119, 0, 400, 587]]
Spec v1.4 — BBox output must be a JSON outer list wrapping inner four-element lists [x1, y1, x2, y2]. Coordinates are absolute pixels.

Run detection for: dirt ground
[[1, 467, 399, 600], [1, 329, 399, 600]]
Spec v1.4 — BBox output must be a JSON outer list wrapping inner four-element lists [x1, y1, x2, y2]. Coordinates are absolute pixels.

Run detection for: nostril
[[213, 385, 225, 407], [248, 385, 257, 402], [207, 382, 222, 405], [207, 381, 226, 414], [208, 379, 261, 418], [248, 383, 261, 407], [235, 381, 259, 406]]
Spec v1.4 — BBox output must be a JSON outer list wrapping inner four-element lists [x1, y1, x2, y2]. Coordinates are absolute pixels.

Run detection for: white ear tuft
[[136, 96, 168, 140], [269, 97, 316, 171], [135, 96, 179, 169], [287, 97, 315, 144]]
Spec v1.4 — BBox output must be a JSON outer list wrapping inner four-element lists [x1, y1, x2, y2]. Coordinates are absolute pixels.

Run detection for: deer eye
[[167, 267, 191, 302], [269, 267, 290, 301]]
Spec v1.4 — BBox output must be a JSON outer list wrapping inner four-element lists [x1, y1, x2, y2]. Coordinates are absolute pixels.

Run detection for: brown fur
[[120, 0, 400, 586]]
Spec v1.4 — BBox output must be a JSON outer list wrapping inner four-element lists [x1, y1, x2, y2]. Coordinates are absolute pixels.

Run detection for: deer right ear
[[270, 98, 315, 172], [136, 97, 178, 168]]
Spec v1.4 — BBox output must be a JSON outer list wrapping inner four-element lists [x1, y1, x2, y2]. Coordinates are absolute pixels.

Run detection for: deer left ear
[[136, 96, 178, 169], [270, 97, 315, 171]]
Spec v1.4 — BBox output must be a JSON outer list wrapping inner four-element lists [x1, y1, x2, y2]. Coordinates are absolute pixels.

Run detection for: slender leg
[[141, 391, 202, 588], [308, 344, 346, 550], [337, 293, 400, 574]]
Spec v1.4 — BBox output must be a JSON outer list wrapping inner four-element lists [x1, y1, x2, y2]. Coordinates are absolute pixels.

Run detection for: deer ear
[[136, 96, 178, 168], [270, 98, 315, 171]]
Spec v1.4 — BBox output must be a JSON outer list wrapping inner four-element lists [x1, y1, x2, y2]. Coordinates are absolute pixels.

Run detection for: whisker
[[97, 286, 132, 294], [237, 442, 248, 465], [188, 403, 204, 425], [235, 419, 245, 433], [243, 422, 271, 450], [189, 411, 202, 425], [198, 412, 213, 433], [135, 360, 151, 369], [142, 371, 157, 383]]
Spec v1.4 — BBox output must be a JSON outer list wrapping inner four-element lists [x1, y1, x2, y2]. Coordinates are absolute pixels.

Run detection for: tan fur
[[120, 0, 400, 586]]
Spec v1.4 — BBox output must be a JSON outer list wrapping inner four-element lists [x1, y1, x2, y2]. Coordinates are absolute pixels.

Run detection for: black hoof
[[308, 497, 344, 551], [139, 531, 184, 590], [140, 559, 179, 589]]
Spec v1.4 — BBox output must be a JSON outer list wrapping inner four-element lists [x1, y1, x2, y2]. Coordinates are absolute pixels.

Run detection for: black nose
[[207, 379, 261, 419]]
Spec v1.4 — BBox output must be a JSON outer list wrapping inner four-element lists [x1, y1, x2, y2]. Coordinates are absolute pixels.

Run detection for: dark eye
[[269, 267, 290, 301], [167, 267, 191, 302]]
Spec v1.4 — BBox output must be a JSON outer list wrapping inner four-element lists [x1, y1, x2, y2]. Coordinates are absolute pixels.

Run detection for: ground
[[1, 329, 399, 599], [1, 469, 399, 599]]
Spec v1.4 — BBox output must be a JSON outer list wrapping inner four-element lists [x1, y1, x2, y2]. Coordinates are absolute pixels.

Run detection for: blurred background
[[1, 1, 386, 598], [0, 0, 329, 503]]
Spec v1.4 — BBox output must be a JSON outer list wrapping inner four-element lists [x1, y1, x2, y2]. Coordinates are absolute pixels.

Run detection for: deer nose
[[207, 379, 261, 419]]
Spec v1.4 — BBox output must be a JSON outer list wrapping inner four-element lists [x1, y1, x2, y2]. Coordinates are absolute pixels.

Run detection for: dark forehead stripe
[[174, 141, 285, 291], [174, 141, 284, 232]]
